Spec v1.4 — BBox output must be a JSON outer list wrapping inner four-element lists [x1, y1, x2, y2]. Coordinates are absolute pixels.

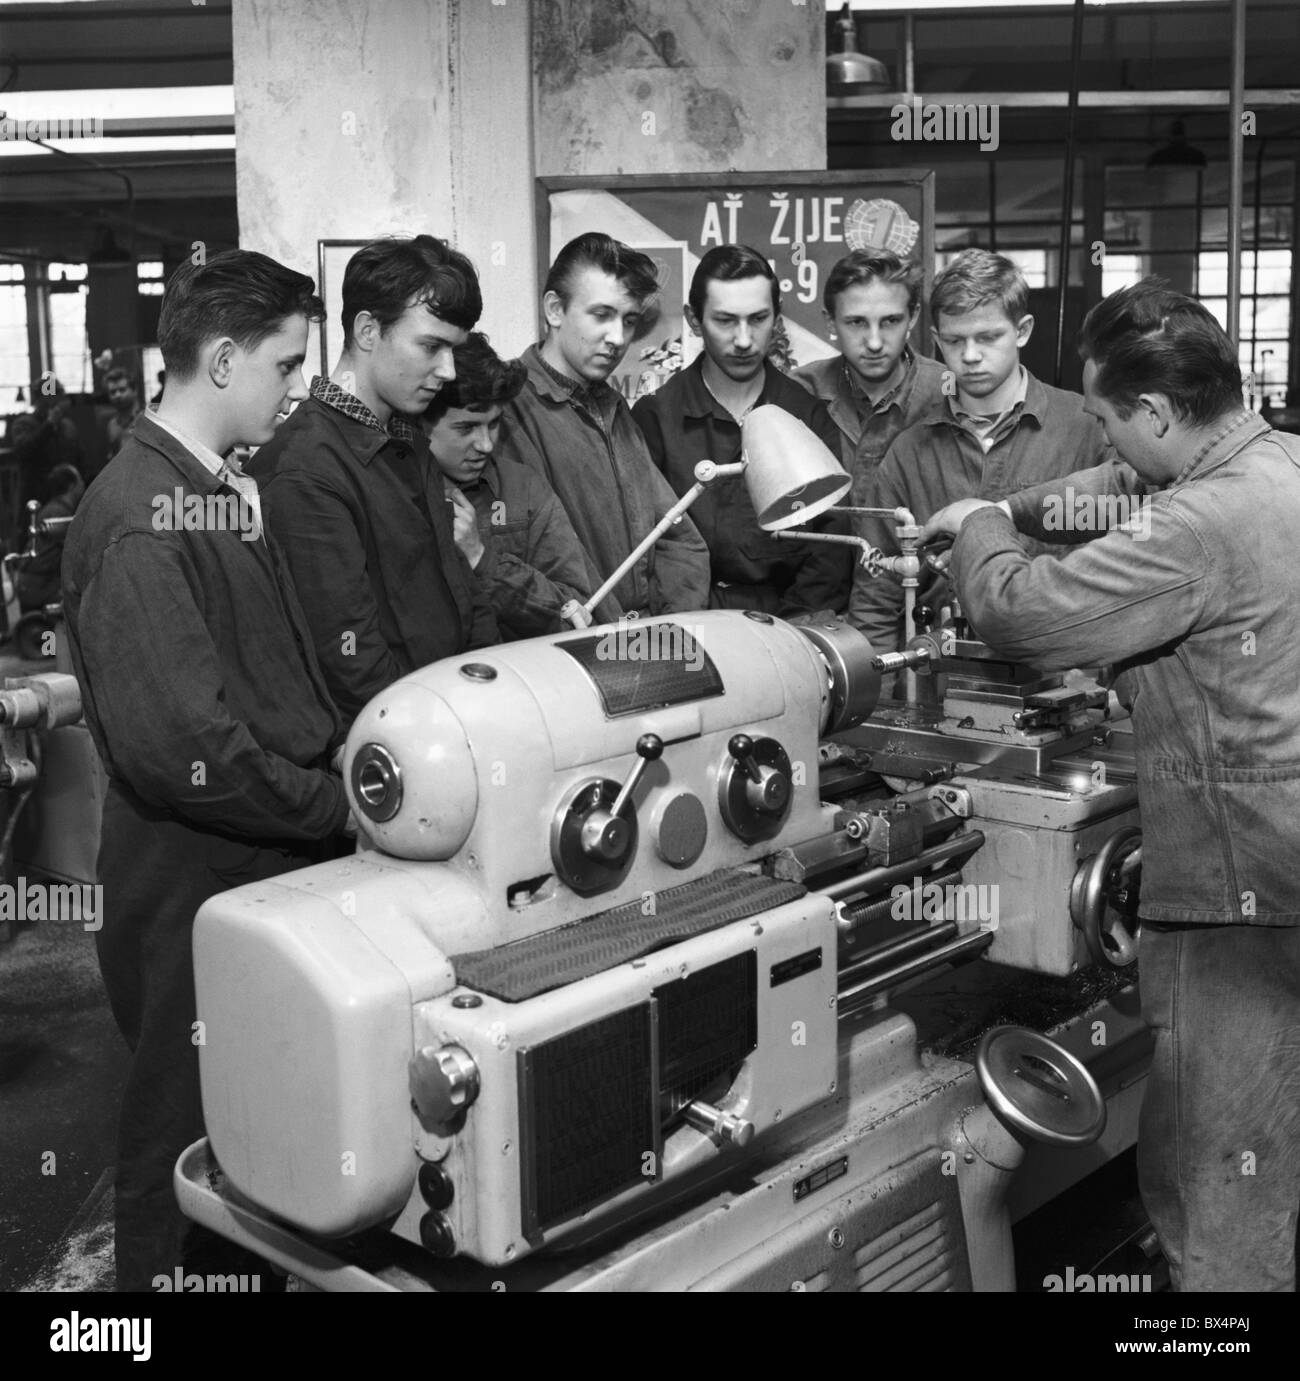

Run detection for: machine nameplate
[[770, 947, 823, 988], [793, 1156, 848, 1202]]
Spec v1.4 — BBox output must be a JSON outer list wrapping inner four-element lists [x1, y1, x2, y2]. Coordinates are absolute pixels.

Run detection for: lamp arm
[[563, 460, 749, 628]]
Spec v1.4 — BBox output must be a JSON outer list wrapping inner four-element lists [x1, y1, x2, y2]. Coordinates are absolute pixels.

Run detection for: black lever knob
[[728, 733, 762, 785]]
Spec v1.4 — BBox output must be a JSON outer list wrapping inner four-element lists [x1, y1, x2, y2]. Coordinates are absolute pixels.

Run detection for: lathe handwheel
[[1070, 826, 1142, 969], [975, 1026, 1107, 1147]]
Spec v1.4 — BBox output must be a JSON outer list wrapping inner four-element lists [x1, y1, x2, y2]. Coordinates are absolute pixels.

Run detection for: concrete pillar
[[232, 0, 535, 359], [533, 0, 826, 178], [232, 1, 826, 358]]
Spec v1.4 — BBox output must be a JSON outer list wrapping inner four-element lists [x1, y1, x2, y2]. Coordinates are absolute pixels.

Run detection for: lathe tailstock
[[178, 609, 1149, 1290]]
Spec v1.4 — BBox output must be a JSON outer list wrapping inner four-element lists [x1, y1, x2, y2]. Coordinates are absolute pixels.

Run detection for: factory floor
[[0, 647, 122, 1293], [0, 910, 123, 1292]]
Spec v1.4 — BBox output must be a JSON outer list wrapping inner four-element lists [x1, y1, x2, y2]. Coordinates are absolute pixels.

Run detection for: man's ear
[[1140, 392, 1175, 438], [207, 337, 236, 389], [684, 304, 703, 339], [541, 290, 565, 332], [1015, 314, 1035, 348], [351, 310, 380, 353]]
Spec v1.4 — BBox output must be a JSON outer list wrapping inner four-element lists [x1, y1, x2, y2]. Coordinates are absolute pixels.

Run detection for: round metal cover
[[975, 1025, 1106, 1147], [655, 792, 708, 868]]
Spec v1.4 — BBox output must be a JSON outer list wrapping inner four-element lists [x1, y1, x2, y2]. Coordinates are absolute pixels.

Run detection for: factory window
[[0, 264, 28, 413], [1100, 255, 1144, 298], [138, 261, 165, 298], [48, 264, 91, 396], [1199, 249, 1291, 410]]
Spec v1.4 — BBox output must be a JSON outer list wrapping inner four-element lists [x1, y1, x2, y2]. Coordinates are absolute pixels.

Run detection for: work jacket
[[496, 346, 711, 617], [249, 382, 497, 727], [62, 412, 347, 843], [460, 455, 621, 638], [792, 348, 948, 479], [955, 411, 1300, 926], [632, 358, 852, 618], [850, 371, 1111, 654]]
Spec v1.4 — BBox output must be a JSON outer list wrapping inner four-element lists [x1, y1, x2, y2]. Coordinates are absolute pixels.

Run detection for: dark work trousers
[[1138, 921, 1300, 1291], [96, 780, 323, 1292]]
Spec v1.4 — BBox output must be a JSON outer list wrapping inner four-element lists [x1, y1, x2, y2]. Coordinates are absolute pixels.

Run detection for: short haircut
[[543, 232, 659, 309], [1078, 277, 1243, 425], [341, 235, 481, 348], [158, 250, 324, 382], [688, 244, 780, 320], [422, 331, 526, 425], [823, 249, 923, 318], [103, 366, 135, 391], [930, 248, 1028, 326]]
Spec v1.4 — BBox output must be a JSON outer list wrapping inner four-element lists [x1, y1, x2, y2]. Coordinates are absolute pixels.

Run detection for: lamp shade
[[741, 405, 852, 531]]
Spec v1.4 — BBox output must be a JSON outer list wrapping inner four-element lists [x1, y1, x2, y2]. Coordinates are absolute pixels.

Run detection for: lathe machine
[[177, 605, 1150, 1291]]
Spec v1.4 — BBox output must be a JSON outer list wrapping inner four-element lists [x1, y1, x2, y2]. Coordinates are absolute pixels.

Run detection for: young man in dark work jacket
[[62, 250, 351, 1291], [633, 244, 852, 619], [250, 235, 497, 728], [422, 331, 620, 638], [495, 233, 710, 618]]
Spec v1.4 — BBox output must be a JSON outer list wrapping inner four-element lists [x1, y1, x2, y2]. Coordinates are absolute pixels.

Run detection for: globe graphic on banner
[[843, 198, 920, 257]]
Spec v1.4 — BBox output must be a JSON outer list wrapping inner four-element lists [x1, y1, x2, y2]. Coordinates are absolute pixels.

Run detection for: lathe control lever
[[728, 734, 790, 815], [718, 734, 794, 843], [580, 733, 663, 863]]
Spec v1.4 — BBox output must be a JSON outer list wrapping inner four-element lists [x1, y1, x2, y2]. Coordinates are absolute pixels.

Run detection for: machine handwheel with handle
[[975, 1026, 1107, 1147], [1069, 826, 1142, 969]]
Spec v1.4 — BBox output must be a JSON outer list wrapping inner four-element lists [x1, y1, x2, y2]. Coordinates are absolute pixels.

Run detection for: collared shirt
[[792, 348, 949, 482], [953, 412, 1300, 925], [310, 376, 419, 443], [458, 454, 620, 638], [847, 369, 1112, 655], [247, 376, 497, 726], [151, 410, 263, 539], [61, 411, 347, 840], [950, 365, 1031, 454], [495, 345, 710, 616], [632, 357, 852, 618]]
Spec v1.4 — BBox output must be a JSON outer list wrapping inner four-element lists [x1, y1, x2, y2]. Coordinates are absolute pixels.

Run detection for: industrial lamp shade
[[827, 3, 891, 92], [741, 405, 852, 531]]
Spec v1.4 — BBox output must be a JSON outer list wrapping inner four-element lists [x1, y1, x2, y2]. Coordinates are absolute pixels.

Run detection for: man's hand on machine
[[922, 498, 1013, 542], [921, 500, 1013, 570]]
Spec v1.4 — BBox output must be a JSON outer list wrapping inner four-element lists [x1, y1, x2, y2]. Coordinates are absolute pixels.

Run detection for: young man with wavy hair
[[250, 235, 497, 726]]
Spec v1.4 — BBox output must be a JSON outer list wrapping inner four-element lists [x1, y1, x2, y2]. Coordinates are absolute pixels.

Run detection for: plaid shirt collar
[[310, 376, 418, 444], [532, 344, 615, 413], [1171, 409, 1270, 488]]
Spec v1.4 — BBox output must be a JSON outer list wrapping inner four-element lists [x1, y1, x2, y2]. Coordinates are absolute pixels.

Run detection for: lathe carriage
[[176, 604, 1150, 1291]]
